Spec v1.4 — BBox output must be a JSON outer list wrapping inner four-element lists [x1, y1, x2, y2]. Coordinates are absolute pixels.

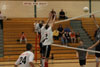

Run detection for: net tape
[[53, 10, 100, 54], [52, 44, 100, 53]]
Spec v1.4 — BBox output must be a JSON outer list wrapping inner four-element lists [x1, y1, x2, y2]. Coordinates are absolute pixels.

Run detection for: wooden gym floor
[[0, 59, 96, 67]]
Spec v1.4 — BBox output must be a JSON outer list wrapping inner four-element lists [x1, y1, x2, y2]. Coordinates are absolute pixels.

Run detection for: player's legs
[[20, 38, 22, 43], [40, 43, 43, 57], [79, 60, 86, 67], [61, 37, 65, 45], [46, 45, 51, 59], [65, 39, 68, 45], [41, 45, 46, 67], [71, 37, 74, 43], [96, 57, 100, 67], [24, 38, 27, 43], [45, 45, 51, 67], [73, 37, 76, 43]]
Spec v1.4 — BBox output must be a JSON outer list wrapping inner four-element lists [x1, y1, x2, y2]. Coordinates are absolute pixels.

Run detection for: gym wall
[[0, 1, 99, 18]]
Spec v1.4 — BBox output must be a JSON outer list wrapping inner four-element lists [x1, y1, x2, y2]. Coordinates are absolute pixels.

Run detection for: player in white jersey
[[34, 20, 44, 35], [40, 14, 56, 67], [15, 43, 34, 67]]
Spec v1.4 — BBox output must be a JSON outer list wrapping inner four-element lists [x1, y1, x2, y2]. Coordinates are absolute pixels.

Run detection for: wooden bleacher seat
[[0, 18, 95, 62]]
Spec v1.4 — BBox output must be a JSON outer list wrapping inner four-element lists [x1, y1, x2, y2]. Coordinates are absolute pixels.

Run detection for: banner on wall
[[23, 2, 48, 6]]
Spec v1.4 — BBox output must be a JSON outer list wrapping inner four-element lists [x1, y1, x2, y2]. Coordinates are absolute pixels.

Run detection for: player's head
[[52, 9, 54, 11], [61, 9, 63, 11], [59, 24, 62, 27], [22, 32, 24, 34], [79, 40, 84, 45], [26, 43, 32, 51], [45, 24, 49, 30], [41, 20, 45, 24]]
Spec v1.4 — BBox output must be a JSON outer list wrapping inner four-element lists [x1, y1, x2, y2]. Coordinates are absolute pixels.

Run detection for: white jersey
[[40, 26, 53, 46], [15, 51, 34, 67], [34, 23, 39, 33]]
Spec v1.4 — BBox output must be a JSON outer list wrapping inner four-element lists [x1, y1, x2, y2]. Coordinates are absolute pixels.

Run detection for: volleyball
[[83, 7, 89, 12]]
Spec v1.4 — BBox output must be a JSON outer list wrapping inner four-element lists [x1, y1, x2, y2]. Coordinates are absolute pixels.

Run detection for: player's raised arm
[[14, 57, 20, 67], [51, 15, 56, 27], [47, 15, 56, 28], [14, 65, 17, 67], [29, 62, 34, 67], [88, 40, 100, 49]]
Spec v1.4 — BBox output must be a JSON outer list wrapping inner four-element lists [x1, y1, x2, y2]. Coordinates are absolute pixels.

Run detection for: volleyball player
[[34, 20, 44, 36], [76, 40, 88, 67], [40, 13, 56, 67], [15, 43, 34, 67], [89, 27, 100, 67]]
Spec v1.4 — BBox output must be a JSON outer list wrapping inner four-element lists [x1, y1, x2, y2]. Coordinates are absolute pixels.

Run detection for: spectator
[[76, 32, 81, 43], [57, 24, 63, 37], [59, 9, 65, 20], [49, 9, 56, 20], [64, 27, 71, 32], [0, 11, 3, 29], [61, 33, 67, 45], [70, 31, 76, 43], [76, 40, 88, 67], [53, 29, 59, 40], [65, 32, 71, 43], [59, 9, 68, 20], [20, 32, 27, 44]]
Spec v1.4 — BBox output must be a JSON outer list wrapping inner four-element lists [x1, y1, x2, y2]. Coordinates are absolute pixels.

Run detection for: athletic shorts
[[79, 59, 86, 65], [42, 45, 51, 58], [96, 57, 100, 62], [39, 42, 43, 54], [95, 45, 100, 57]]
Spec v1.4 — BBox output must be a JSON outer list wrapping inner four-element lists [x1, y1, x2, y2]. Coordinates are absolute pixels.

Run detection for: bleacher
[[0, 18, 95, 62], [81, 18, 100, 40]]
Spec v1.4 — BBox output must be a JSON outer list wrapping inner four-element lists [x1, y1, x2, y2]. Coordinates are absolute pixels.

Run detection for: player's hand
[[86, 56, 88, 59], [88, 47, 93, 50]]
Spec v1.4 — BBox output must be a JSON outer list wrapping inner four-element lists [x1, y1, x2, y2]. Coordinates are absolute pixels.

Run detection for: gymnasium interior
[[0, 0, 100, 67]]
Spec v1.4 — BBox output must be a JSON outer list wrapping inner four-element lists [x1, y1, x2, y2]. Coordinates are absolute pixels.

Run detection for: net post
[[35, 34, 38, 62], [92, 14, 99, 28], [38, 34, 40, 48]]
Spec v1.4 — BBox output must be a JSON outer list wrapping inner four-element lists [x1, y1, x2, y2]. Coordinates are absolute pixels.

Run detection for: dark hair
[[22, 32, 24, 34], [45, 24, 49, 30], [41, 20, 45, 24], [26, 43, 32, 51], [80, 39, 84, 42], [39, 23, 43, 28]]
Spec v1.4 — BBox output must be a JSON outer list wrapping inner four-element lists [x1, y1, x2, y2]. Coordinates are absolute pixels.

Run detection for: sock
[[83, 65, 86, 67], [45, 61, 48, 67], [80, 65, 83, 67]]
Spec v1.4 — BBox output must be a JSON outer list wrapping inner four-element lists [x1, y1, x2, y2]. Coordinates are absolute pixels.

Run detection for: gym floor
[[0, 59, 96, 67]]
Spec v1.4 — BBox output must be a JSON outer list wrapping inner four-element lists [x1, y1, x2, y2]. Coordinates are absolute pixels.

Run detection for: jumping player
[[15, 43, 34, 67], [40, 13, 56, 67], [76, 40, 88, 67], [89, 27, 100, 67]]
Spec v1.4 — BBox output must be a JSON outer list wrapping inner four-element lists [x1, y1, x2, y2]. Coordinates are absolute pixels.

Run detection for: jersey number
[[20, 56, 27, 64]]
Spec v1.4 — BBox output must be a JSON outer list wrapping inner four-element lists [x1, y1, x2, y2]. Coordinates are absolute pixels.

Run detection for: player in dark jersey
[[89, 28, 100, 67]]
